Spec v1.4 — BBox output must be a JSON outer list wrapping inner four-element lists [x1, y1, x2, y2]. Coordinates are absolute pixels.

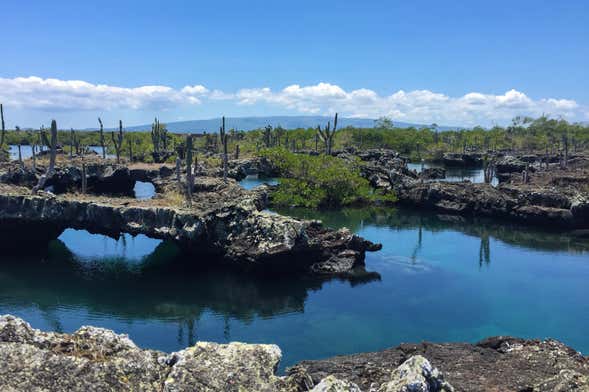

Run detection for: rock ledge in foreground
[[2, 315, 588, 391]]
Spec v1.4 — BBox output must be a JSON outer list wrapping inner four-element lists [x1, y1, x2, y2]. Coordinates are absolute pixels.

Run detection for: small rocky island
[[1, 315, 588, 391]]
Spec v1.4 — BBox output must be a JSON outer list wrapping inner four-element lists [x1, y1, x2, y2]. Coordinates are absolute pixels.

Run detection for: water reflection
[[9, 145, 110, 160], [0, 237, 377, 349], [276, 206, 589, 256], [239, 175, 279, 190], [1, 206, 588, 370], [407, 162, 498, 185], [59, 229, 161, 262]]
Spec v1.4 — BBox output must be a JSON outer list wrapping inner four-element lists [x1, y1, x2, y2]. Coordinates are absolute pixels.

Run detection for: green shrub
[[261, 148, 396, 208]]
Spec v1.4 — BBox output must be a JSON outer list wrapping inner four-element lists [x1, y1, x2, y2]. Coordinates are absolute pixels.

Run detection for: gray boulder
[[310, 375, 362, 392], [378, 355, 453, 392]]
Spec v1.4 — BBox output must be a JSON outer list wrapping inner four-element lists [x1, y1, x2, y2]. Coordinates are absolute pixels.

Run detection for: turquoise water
[[239, 175, 279, 190], [0, 206, 587, 371]]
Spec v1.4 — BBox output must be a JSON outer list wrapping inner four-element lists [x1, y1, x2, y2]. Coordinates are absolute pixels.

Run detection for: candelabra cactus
[[127, 134, 134, 162], [70, 128, 81, 159], [0, 104, 5, 150], [317, 113, 339, 155], [220, 116, 228, 183], [562, 134, 569, 168], [81, 154, 87, 195], [111, 120, 124, 163], [151, 117, 169, 163], [483, 156, 495, 184], [98, 117, 106, 159], [32, 120, 58, 194], [15, 126, 22, 164], [185, 134, 194, 206], [263, 125, 272, 148], [175, 156, 182, 187]]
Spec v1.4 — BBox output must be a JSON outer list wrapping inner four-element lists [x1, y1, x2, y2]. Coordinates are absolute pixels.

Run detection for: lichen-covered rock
[[0, 315, 168, 391], [0, 315, 305, 392], [3, 316, 589, 392], [310, 375, 362, 392], [378, 355, 453, 392], [163, 341, 282, 392]]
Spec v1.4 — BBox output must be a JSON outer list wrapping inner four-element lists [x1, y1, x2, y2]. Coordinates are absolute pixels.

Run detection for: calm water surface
[[407, 162, 498, 185], [9, 145, 111, 160], [239, 174, 279, 190], [1, 203, 587, 371]]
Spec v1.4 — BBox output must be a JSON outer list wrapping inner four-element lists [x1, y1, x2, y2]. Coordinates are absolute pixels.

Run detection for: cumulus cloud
[[0, 76, 586, 125], [0, 76, 189, 111]]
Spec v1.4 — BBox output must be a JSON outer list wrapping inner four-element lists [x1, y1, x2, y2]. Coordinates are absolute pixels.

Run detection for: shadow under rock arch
[[0, 237, 380, 342]]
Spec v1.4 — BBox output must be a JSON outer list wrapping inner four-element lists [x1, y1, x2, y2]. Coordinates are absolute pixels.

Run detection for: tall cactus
[[70, 128, 75, 159], [185, 134, 194, 206], [0, 104, 5, 149], [127, 134, 133, 162], [483, 156, 495, 184], [263, 125, 272, 148], [15, 126, 22, 164], [32, 120, 58, 194], [317, 112, 338, 155], [111, 120, 124, 163], [151, 117, 169, 163], [219, 116, 228, 183], [81, 162, 87, 194], [98, 117, 106, 159], [175, 156, 182, 188]]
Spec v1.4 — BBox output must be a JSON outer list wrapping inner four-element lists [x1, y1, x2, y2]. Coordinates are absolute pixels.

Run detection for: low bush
[[261, 148, 396, 208]]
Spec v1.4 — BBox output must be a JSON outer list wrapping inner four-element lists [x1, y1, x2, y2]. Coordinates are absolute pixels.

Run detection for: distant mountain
[[122, 116, 459, 132]]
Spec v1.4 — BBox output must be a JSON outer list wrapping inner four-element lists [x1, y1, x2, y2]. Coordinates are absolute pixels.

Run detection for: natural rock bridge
[[0, 178, 380, 276]]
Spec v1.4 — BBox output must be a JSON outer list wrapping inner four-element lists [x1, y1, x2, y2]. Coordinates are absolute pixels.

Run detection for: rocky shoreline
[[0, 156, 381, 277], [0, 181, 379, 277], [1, 315, 588, 391], [346, 149, 589, 229]]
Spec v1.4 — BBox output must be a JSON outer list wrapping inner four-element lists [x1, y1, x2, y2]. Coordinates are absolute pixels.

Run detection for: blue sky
[[1, 0, 587, 128]]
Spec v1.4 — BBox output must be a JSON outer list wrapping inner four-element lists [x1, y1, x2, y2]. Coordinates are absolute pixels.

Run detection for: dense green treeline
[[1, 115, 587, 163]]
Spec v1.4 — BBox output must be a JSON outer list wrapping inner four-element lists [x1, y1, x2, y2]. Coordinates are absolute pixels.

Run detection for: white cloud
[[181, 85, 209, 96], [0, 76, 188, 111], [0, 76, 586, 126]]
